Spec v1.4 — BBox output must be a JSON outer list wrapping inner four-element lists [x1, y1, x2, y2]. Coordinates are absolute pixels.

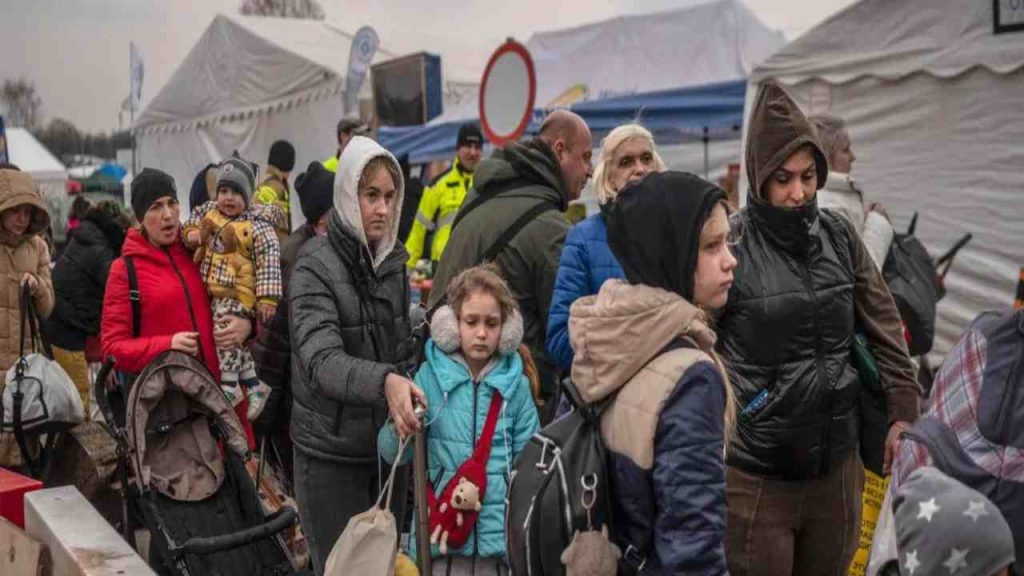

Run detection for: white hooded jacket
[[333, 136, 405, 272]]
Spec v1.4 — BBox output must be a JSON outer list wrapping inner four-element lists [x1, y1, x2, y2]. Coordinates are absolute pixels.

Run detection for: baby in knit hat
[[887, 467, 1015, 576], [183, 153, 282, 420]]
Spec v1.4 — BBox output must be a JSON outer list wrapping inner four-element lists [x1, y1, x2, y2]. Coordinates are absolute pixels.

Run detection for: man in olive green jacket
[[429, 110, 593, 422]]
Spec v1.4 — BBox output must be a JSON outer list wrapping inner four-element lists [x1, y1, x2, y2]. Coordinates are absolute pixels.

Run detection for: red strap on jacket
[[426, 391, 504, 552]]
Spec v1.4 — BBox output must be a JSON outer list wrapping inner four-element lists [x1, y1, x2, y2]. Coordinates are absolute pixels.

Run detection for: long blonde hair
[[593, 124, 666, 205]]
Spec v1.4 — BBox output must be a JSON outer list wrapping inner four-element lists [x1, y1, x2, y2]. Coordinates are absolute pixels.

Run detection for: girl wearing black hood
[[568, 171, 737, 574], [717, 82, 920, 575]]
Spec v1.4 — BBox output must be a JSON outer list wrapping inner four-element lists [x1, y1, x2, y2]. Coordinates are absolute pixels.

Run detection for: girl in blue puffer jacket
[[379, 264, 540, 575]]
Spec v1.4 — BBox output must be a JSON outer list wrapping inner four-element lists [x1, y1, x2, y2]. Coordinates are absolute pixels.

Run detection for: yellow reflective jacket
[[254, 165, 291, 241], [323, 154, 339, 174], [404, 158, 473, 267]]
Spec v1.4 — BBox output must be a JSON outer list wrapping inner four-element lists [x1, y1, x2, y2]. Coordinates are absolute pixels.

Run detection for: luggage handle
[[171, 505, 297, 557]]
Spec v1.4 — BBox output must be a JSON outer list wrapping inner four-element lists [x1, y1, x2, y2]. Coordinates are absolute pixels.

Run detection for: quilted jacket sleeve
[[252, 219, 282, 305], [182, 201, 215, 237], [546, 224, 589, 371], [289, 254, 394, 408], [31, 237, 54, 319], [100, 258, 173, 373], [652, 361, 728, 575]]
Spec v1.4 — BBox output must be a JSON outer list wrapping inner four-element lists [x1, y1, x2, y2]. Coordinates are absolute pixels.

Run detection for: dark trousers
[[293, 449, 409, 576], [726, 453, 863, 576]]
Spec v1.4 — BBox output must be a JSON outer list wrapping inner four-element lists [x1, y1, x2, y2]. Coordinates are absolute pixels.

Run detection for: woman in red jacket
[[101, 168, 255, 447]]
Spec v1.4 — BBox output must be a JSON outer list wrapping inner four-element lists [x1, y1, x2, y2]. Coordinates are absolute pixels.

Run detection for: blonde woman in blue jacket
[[379, 265, 539, 576]]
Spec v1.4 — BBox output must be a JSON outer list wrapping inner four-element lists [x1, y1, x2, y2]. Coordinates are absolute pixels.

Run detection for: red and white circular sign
[[478, 40, 537, 147]]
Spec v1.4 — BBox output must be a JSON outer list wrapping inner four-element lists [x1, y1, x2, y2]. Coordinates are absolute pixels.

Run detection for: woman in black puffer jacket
[[718, 81, 920, 576], [45, 200, 130, 414]]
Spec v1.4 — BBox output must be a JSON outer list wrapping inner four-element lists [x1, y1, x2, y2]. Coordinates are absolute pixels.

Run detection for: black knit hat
[[457, 123, 484, 149], [131, 168, 177, 220], [268, 140, 296, 172], [295, 161, 334, 224]]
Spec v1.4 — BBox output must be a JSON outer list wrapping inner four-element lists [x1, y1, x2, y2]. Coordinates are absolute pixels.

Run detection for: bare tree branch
[[1, 79, 43, 130], [239, 0, 325, 20]]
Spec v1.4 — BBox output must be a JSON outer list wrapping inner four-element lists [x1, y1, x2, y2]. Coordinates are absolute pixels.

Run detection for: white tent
[[533, 0, 784, 198], [389, 0, 784, 189], [7, 127, 67, 200], [136, 14, 429, 228], [430, 0, 784, 127], [743, 0, 1024, 358]]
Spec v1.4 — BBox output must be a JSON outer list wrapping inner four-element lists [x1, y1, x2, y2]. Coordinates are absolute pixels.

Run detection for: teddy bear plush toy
[[426, 391, 504, 554], [429, 476, 483, 554], [195, 216, 256, 309], [560, 526, 621, 576]]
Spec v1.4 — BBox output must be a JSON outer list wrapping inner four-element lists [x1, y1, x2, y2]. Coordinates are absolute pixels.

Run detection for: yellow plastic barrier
[[848, 470, 889, 576]]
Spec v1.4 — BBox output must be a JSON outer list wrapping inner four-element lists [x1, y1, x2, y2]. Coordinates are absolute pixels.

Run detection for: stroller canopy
[[127, 351, 249, 501]]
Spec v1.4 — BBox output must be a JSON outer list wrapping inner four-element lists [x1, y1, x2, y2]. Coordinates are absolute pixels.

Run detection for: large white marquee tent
[[744, 0, 1024, 358]]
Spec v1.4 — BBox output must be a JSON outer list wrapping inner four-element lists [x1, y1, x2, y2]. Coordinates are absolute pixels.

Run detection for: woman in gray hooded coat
[[288, 136, 425, 575]]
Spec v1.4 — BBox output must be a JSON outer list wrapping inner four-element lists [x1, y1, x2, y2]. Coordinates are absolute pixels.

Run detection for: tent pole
[[702, 126, 710, 179]]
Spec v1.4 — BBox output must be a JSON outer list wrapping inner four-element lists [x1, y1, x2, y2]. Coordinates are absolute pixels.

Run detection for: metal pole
[[130, 106, 136, 176], [413, 406, 432, 576]]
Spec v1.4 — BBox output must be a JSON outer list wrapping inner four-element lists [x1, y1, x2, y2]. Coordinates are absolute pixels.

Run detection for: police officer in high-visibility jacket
[[405, 123, 483, 269]]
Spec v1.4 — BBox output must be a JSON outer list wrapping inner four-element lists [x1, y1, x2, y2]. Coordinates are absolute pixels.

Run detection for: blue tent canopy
[[378, 80, 746, 164]]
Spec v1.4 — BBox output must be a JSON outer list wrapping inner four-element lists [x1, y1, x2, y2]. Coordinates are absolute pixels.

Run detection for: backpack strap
[[450, 177, 529, 230], [480, 201, 554, 264], [124, 256, 141, 338]]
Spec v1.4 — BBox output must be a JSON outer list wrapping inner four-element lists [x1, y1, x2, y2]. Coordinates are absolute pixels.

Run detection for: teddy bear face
[[215, 224, 239, 254], [450, 477, 482, 512]]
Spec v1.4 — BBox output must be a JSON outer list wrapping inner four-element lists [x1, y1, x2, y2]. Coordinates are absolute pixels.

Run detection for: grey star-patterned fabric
[[893, 467, 1015, 576]]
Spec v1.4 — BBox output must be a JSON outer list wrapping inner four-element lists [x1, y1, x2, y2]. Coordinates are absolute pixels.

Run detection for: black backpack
[[506, 339, 692, 575], [882, 214, 942, 356], [505, 379, 616, 576]]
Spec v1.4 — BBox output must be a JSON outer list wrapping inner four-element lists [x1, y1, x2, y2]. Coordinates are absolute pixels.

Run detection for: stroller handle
[[173, 506, 297, 557], [94, 356, 120, 428]]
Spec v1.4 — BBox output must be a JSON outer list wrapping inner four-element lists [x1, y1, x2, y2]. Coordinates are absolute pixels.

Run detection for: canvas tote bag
[[324, 435, 410, 576]]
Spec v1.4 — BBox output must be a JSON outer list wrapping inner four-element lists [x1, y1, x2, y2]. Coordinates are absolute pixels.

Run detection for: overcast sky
[[0, 0, 855, 133]]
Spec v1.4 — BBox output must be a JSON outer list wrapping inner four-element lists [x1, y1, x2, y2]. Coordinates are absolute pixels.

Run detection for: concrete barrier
[[24, 486, 155, 576]]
